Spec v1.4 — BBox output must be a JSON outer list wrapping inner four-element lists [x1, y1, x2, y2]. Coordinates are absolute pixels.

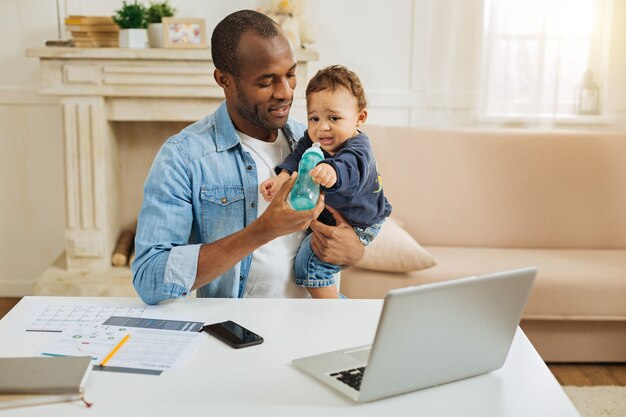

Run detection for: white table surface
[[0, 296, 580, 417]]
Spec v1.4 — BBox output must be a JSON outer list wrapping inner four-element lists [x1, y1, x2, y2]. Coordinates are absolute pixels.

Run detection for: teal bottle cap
[[306, 142, 324, 158]]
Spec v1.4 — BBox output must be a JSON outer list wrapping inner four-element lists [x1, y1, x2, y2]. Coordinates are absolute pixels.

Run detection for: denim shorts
[[294, 221, 383, 288]]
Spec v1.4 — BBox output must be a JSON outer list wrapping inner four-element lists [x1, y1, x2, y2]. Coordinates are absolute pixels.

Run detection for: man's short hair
[[211, 9, 280, 76], [306, 65, 367, 110]]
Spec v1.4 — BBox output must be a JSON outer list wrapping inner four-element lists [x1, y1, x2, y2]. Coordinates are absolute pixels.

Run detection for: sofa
[[341, 126, 626, 362]]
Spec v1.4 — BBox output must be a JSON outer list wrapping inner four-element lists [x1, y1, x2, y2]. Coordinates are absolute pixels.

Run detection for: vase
[[147, 23, 163, 48], [119, 29, 148, 48]]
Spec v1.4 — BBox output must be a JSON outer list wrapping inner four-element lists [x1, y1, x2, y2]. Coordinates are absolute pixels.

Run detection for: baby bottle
[[289, 143, 325, 210]]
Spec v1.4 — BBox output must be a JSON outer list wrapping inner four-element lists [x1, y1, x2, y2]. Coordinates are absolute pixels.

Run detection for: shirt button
[[221, 197, 228, 204], [239, 275, 244, 281], [182, 292, 187, 296], [247, 165, 253, 171], [251, 202, 256, 208]]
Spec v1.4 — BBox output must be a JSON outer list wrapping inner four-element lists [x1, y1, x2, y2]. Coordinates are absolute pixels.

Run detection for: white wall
[[1, 0, 625, 295], [0, 0, 67, 295]]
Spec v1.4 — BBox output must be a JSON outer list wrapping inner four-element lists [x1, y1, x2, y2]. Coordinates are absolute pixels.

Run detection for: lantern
[[576, 69, 600, 115]]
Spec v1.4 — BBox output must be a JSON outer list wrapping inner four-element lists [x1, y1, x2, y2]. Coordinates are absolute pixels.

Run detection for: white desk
[[0, 296, 580, 417]]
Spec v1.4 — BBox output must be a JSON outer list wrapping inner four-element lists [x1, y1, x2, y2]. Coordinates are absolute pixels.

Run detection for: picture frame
[[162, 18, 207, 49]]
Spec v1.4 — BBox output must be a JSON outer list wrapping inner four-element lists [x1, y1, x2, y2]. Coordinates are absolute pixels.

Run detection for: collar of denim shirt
[[212, 101, 305, 153]]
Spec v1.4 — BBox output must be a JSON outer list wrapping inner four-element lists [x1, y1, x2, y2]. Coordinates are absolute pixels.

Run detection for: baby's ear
[[356, 108, 368, 127]]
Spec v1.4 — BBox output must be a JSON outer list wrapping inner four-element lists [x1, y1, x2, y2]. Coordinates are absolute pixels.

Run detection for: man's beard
[[236, 88, 274, 131]]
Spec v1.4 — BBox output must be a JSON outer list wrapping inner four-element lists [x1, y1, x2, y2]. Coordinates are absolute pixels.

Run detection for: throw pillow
[[355, 217, 436, 272]]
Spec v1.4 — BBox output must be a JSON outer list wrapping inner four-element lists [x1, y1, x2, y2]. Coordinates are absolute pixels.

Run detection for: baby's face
[[306, 87, 366, 154]]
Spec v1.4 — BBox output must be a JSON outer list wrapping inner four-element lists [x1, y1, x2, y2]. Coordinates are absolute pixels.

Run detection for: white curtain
[[479, 0, 612, 125], [409, 0, 484, 128]]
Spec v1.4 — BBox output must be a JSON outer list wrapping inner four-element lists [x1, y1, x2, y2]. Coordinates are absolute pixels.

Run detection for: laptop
[[292, 267, 537, 403]]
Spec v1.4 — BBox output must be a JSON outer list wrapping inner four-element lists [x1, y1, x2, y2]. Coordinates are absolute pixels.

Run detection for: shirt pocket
[[200, 185, 246, 240]]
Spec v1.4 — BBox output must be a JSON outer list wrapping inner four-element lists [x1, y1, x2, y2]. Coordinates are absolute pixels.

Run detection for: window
[[481, 0, 610, 117]]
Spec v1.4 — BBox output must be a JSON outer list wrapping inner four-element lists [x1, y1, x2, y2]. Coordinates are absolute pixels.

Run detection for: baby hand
[[260, 178, 280, 202], [310, 163, 337, 188], [260, 173, 290, 202]]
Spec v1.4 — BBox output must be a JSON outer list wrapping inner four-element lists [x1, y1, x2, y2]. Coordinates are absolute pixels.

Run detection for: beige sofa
[[341, 126, 626, 362]]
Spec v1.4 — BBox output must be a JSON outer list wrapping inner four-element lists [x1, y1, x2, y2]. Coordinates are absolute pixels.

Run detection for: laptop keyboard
[[330, 366, 366, 391]]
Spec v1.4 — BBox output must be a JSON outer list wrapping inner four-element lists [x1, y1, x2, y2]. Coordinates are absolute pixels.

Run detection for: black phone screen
[[202, 320, 264, 349]]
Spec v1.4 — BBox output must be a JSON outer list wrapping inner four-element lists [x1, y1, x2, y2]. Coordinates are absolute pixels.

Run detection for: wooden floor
[[0, 297, 20, 319], [549, 363, 626, 386], [0, 297, 624, 386]]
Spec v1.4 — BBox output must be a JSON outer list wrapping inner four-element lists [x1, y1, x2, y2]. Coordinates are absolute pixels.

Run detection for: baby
[[261, 65, 392, 298]]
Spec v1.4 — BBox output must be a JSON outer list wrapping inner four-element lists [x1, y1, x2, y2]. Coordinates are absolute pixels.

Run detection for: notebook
[[0, 356, 92, 409], [292, 267, 537, 402]]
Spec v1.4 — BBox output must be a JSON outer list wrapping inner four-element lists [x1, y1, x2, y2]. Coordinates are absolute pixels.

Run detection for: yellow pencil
[[99, 333, 130, 367]]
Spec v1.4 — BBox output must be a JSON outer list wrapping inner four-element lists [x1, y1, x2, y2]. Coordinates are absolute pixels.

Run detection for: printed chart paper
[[103, 327, 205, 371], [38, 324, 205, 373], [38, 325, 131, 363], [27, 305, 146, 332], [102, 316, 204, 332]]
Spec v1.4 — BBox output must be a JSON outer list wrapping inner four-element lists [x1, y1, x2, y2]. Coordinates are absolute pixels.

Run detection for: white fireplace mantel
[[27, 47, 318, 296]]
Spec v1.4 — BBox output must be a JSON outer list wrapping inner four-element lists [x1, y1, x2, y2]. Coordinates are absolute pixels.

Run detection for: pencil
[[99, 333, 130, 367]]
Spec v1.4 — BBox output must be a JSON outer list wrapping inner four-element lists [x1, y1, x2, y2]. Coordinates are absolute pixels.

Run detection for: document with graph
[[38, 324, 130, 363], [37, 323, 206, 374]]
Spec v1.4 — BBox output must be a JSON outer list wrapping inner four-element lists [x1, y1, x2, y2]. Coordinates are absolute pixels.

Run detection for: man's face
[[227, 31, 297, 140]]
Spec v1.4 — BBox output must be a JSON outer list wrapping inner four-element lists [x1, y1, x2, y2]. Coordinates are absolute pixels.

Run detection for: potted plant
[[113, 1, 148, 48], [146, 1, 176, 48]]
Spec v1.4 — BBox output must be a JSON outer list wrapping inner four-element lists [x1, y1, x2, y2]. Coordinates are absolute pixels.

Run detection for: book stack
[[0, 356, 92, 410], [64, 15, 120, 47]]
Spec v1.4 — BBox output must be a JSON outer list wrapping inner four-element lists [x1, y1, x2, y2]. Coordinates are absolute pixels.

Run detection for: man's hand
[[254, 172, 325, 240], [194, 173, 324, 290], [310, 163, 337, 188], [309, 205, 365, 266]]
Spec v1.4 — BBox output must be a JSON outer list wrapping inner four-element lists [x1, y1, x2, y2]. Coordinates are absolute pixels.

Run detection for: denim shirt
[[132, 102, 306, 305]]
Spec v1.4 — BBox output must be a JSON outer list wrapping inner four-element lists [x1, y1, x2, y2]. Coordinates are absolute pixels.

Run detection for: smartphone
[[202, 320, 264, 349]]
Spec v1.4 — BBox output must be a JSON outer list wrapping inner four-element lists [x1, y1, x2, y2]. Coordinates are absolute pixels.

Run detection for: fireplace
[[27, 47, 317, 296]]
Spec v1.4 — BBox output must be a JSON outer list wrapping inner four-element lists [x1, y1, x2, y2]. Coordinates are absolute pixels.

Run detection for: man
[[132, 10, 364, 304]]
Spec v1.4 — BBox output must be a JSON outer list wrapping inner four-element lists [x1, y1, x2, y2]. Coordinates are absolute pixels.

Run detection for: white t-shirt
[[237, 129, 308, 298]]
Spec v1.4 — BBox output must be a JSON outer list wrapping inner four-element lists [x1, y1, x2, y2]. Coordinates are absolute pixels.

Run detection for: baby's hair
[[306, 65, 367, 110]]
